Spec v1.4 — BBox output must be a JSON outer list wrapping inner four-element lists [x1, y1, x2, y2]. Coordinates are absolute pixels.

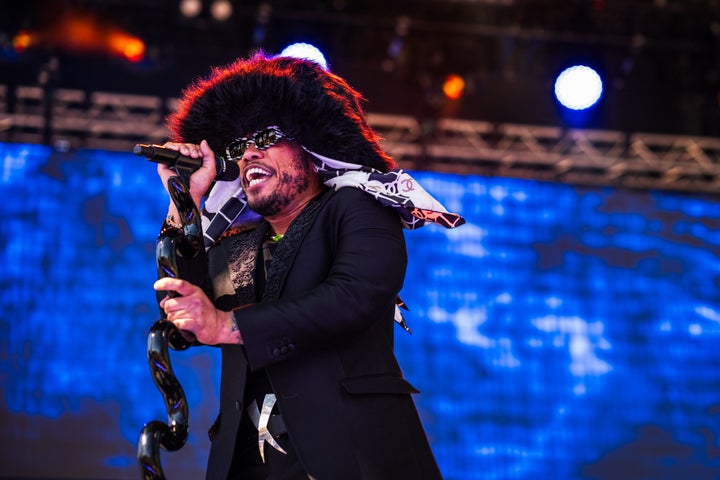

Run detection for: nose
[[241, 143, 263, 163]]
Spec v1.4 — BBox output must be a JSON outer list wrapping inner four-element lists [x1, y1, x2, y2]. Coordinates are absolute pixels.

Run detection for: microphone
[[133, 144, 240, 182]]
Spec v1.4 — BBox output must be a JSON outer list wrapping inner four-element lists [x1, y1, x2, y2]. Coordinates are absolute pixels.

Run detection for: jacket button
[[235, 400, 242, 411], [272, 348, 280, 357], [280, 346, 288, 354]]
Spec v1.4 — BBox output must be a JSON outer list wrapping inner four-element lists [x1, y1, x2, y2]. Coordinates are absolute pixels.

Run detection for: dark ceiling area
[[2, 0, 720, 136]]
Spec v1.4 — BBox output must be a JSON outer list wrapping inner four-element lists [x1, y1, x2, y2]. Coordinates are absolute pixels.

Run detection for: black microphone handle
[[133, 144, 240, 182]]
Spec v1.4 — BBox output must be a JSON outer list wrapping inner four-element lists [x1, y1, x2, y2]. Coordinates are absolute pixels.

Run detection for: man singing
[[153, 52, 463, 479]]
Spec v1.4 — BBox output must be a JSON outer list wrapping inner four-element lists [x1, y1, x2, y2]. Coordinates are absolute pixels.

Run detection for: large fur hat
[[167, 52, 395, 172]]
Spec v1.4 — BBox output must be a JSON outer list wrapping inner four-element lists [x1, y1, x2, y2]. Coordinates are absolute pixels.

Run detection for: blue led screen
[[1, 142, 719, 479]]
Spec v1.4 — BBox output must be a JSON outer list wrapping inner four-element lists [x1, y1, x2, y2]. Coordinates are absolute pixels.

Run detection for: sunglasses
[[225, 126, 293, 161]]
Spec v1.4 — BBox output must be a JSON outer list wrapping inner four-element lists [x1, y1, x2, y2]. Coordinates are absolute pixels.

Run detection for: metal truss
[[2, 84, 719, 194], [0, 85, 170, 152], [368, 113, 720, 194]]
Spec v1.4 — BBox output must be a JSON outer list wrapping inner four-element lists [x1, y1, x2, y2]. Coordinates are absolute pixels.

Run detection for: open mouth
[[244, 165, 273, 189]]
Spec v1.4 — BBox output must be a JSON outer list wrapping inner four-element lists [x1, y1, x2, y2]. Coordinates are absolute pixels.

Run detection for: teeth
[[248, 177, 266, 187], [245, 167, 271, 186]]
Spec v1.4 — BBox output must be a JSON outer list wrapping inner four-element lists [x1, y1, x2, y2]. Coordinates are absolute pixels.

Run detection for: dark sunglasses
[[225, 126, 292, 161]]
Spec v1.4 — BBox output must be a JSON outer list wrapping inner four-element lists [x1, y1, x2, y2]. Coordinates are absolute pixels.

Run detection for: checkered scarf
[[201, 148, 465, 250]]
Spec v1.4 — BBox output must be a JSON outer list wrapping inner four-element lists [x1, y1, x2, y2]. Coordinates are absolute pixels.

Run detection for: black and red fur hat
[[166, 52, 395, 172]]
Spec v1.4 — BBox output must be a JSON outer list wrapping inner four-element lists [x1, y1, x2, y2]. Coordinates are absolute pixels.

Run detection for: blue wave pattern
[[1, 143, 719, 479], [397, 174, 720, 479], [0, 143, 216, 477]]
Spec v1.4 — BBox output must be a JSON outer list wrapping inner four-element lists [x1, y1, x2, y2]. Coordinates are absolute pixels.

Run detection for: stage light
[[554, 65, 603, 110], [443, 74, 466, 101], [252, 3, 272, 46], [383, 15, 410, 71], [210, 0, 233, 21], [279, 43, 328, 70], [12, 30, 34, 53], [13, 14, 147, 64], [62, 16, 101, 52], [108, 31, 145, 62], [179, 0, 202, 18]]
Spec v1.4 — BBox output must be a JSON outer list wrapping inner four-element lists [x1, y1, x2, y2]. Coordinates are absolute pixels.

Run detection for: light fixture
[[442, 74, 466, 101], [210, 0, 233, 21], [554, 65, 603, 111], [179, 0, 202, 18], [279, 43, 328, 70]]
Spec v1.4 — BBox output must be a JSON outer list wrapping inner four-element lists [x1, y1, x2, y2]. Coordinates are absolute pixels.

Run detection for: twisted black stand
[[137, 173, 207, 479]]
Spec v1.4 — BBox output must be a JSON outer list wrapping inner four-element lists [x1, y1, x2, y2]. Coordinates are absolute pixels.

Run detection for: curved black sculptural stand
[[137, 173, 207, 479]]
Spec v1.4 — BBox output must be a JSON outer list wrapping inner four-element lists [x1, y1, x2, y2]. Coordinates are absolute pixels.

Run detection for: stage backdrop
[[1, 142, 719, 480]]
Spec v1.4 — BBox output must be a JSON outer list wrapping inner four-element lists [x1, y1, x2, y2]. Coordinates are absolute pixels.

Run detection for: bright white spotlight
[[554, 65, 603, 111], [279, 43, 328, 70]]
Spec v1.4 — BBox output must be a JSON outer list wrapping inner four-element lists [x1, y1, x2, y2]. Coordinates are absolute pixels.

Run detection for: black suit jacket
[[205, 187, 442, 480]]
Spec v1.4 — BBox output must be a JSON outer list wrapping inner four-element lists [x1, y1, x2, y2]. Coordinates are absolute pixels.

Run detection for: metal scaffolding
[[2, 84, 719, 194]]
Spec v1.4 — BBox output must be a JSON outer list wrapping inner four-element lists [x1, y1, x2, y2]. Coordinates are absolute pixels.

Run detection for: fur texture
[[167, 52, 395, 172]]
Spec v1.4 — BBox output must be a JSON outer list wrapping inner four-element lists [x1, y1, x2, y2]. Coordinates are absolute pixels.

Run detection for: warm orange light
[[442, 74, 466, 101], [12, 30, 34, 52], [60, 16, 104, 51], [13, 14, 146, 63], [108, 31, 145, 62]]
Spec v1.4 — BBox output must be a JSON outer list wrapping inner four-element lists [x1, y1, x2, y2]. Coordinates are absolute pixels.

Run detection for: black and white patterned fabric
[[307, 149, 465, 230], [202, 178, 261, 249], [201, 148, 465, 250]]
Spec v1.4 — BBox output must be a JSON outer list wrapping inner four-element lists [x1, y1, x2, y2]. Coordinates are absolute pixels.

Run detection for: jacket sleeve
[[234, 189, 408, 370]]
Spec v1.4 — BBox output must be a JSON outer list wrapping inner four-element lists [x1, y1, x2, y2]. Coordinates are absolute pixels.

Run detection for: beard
[[246, 153, 314, 217]]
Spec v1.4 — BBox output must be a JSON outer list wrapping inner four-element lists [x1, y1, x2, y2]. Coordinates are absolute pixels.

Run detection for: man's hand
[[158, 139, 217, 222], [154, 277, 242, 345]]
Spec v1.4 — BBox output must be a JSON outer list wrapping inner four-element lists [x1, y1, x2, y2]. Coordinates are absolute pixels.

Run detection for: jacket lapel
[[220, 190, 332, 306], [262, 190, 332, 302]]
